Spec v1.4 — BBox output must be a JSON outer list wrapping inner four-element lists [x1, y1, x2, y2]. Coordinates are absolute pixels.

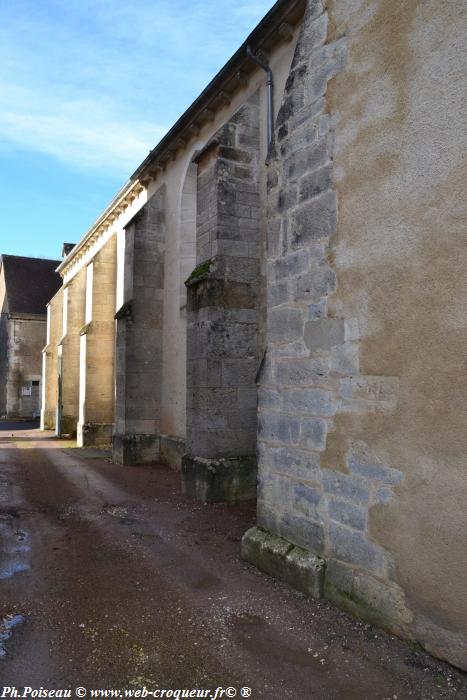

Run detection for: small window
[[31, 380, 39, 386]]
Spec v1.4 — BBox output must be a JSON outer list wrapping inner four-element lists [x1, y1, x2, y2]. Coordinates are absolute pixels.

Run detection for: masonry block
[[181, 455, 257, 502], [241, 526, 325, 598], [78, 422, 112, 447], [291, 191, 337, 248], [304, 317, 345, 351], [324, 559, 413, 638], [112, 433, 160, 466]]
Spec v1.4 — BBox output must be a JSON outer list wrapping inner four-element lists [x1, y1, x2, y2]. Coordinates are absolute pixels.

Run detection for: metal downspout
[[246, 45, 275, 163]]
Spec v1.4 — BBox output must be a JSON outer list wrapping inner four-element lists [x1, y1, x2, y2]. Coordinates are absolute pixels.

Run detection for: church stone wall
[[243, 0, 467, 672]]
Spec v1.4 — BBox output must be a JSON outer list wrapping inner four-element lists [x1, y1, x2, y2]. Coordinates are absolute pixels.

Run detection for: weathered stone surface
[[299, 416, 327, 450], [275, 356, 331, 388], [78, 422, 112, 447], [112, 433, 160, 466], [346, 446, 403, 485], [304, 318, 345, 351], [328, 521, 385, 577], [339, 376, 399, 413], [322, 469, 370, 504], [60, 414, 78, 438], [258, 411, 301, 445], [324, 559, 413, 638], [160, 434, 186, 472], [291, 267, 336, 304], [291, 191, 337, 247], [284, 141, 328, 182], [279, 511, 325, 554], [299, 163, 333, 202], [241, 526, 325, 598], [181, 455, 257, 502], [328, 497, 367, 531], [281, 387, 335, 417], [258, 443, 321, 481], [268, 307, 304, 344]]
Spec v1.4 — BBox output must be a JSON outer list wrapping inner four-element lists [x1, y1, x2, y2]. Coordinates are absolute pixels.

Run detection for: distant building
[[0, 255, 61, 420]]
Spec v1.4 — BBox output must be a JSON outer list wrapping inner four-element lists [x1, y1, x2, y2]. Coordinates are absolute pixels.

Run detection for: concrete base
[[160, 434, 185, 472], [77, 422, 112, 447], [181, 454, 257, 502], [241, 526, 325, 598], [112, 433, 160, 465]]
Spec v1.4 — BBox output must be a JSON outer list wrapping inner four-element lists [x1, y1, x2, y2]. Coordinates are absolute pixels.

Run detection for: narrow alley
[[0, 424, 465, 698]]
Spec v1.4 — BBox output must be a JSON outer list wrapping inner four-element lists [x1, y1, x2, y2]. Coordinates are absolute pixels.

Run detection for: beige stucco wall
[[326, 0, 467, 667], [77, 239, 117, 446], [41, 288, 63, 429], [59, 268, 86, 435]]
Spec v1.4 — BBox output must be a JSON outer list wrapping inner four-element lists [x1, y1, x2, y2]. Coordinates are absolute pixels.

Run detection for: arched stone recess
[[182, 92, 261, 502], [158, 153, 201, 472], [177, 161, 198, 314], [113, 185, 166, 465], [242, 0, 414, 642]]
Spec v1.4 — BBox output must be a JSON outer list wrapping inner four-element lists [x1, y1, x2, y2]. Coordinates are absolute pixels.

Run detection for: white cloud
[[0, 0, 273, 176], [0, 83, 167, 174]]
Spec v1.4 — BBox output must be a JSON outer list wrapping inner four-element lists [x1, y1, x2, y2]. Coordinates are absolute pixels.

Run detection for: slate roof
[[1, 255, 62, 316]]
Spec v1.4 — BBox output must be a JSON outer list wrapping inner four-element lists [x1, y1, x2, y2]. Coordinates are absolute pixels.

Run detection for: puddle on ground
[[0, 516, 30, 579], [0, 614, 25, 657], [0, 561, 29, 579]]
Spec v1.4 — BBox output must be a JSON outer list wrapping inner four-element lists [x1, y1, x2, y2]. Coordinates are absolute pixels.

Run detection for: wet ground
[[0, 423, 466, 698]]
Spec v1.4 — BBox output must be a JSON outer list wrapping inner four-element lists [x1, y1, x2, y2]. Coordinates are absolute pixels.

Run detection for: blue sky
[[0, 0, 273, 260]]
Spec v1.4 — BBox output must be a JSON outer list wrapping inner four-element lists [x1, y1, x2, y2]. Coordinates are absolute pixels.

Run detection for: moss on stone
[[185, 258, 213, 284], [181, 455, 257, 502], [325, 581, 390, 632], [241, 526, 325, 598]]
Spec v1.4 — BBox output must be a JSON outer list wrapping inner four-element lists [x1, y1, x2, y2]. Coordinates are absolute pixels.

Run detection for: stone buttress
[[182, 94, 261, 502], [113, 187, 166, 464]]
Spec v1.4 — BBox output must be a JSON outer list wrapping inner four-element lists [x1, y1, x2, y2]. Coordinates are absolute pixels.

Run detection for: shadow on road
[[0, 421, 40, 432]]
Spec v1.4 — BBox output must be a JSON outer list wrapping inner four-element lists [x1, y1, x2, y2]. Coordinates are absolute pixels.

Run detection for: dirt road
[[0, 424, 465, 698]]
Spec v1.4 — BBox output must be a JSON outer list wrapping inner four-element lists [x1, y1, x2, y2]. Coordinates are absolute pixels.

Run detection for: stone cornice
[[57, 180, 145, 278]]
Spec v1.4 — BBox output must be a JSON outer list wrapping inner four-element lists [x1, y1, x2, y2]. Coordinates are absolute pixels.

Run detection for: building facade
[[41, 0, 467, 671], [0, 255, 61, 420]]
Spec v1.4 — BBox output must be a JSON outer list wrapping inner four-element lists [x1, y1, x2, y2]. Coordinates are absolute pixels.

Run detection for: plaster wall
[[244, 0, 466, 672], [325, 0, 467, 669], [59, 269, 86, 436], [41, 289, 63, 430]]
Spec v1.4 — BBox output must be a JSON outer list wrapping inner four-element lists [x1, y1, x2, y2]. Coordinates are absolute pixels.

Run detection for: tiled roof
[[1, 255, 62, 315]]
